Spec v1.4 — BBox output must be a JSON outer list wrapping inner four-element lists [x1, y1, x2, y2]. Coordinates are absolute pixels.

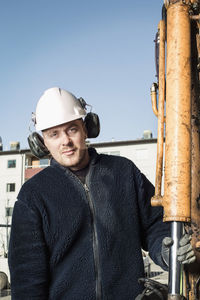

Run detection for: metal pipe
[[151, 20, 166, 207], [154, 31, 159, 81], [163, 1, 191, 222], [150, 82, 159, 118], [164, 2, 191, 297], [168, 222, 183, 297], [154, 20, 166, 198]]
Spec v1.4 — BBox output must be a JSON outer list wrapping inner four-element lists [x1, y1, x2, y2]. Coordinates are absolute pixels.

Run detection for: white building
[[0, 152, 25, 255], [94, 138, 157, 184]]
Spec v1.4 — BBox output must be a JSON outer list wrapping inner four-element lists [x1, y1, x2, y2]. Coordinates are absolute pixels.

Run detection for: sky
[[0, 0, 164, 150]]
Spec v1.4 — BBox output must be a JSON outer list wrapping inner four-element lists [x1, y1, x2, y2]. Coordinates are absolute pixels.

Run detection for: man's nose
[[61, 132, 71, 145]]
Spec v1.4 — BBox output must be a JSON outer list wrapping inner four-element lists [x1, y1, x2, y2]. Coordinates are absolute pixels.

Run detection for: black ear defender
[[27, 97, 100, 159], [84, 112, 100, 138], [27, 132, 49, 159], [78, 97, 100, 139]]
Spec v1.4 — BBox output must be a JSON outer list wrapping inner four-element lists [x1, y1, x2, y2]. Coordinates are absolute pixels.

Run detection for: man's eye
[[49, 132, 57, 138], [69, 127, 78, 134]]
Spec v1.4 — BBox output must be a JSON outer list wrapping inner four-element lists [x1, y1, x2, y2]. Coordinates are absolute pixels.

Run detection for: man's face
[[43, 119, 89, 171]]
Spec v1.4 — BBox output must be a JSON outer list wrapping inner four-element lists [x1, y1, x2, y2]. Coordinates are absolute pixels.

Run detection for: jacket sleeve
[[8, 192, 50, 300], [135, 168, 170, 270]]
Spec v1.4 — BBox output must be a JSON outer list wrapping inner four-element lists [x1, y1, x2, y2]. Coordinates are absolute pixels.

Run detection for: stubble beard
[[66, 147, 89, 171]]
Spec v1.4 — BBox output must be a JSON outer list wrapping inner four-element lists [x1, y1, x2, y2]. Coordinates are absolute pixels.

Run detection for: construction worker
[[8, 87, 195, 300]]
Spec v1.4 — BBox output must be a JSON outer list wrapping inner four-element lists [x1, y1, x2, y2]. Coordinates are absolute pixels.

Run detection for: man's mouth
[[62, 149, 76, 156]]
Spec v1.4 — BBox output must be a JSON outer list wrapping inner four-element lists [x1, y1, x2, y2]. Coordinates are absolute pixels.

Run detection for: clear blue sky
[[0, 0, 163, 150]]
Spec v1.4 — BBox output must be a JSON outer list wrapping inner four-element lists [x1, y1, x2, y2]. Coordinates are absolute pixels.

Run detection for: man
[[8, 87, 195, 300]]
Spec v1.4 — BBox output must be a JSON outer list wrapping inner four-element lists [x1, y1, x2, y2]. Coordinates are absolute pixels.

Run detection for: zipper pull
[[84, 184, 89, 193]]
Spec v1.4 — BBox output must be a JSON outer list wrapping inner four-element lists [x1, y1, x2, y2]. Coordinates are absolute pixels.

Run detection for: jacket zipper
[[84, 183, 102, 300]]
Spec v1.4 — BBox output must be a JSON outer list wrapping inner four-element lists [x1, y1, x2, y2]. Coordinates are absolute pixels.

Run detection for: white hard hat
[[34, 87, 87, 131]]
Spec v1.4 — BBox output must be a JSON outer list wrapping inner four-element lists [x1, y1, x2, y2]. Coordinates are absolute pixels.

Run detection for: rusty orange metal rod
[[150, 83, 166, 123], [154, 20, 166, 198], [151, 82, 159, 118], [164, 3, 191, 297], [163, 1, 191, 223]]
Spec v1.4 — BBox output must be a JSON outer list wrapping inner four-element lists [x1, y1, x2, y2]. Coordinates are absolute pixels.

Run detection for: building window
[[7, 160, 16, 168], [6, 183, 15, 192], [5, 207, 13, 217]]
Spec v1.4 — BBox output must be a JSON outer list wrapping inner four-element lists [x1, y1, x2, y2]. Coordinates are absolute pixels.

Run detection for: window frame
[[6, 183, 16, 192], [5, 207, 13, 217], [7, 159, 16, 168]]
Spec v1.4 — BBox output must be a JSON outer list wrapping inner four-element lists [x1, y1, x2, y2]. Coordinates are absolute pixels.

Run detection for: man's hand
[[161, 233, 196, 266], [177, 233, 196, 264]]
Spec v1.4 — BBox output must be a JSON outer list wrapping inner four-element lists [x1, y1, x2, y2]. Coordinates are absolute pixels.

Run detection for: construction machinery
[[151, 1, 200, 299]]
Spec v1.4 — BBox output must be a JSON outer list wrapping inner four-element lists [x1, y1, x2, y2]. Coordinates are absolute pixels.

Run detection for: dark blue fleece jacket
[[8, 148, 169, 300]]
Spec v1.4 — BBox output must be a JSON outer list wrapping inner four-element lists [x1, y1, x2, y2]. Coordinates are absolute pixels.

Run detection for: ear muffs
[[27, 132, 49, 158], [84, 112, 100, 138]]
